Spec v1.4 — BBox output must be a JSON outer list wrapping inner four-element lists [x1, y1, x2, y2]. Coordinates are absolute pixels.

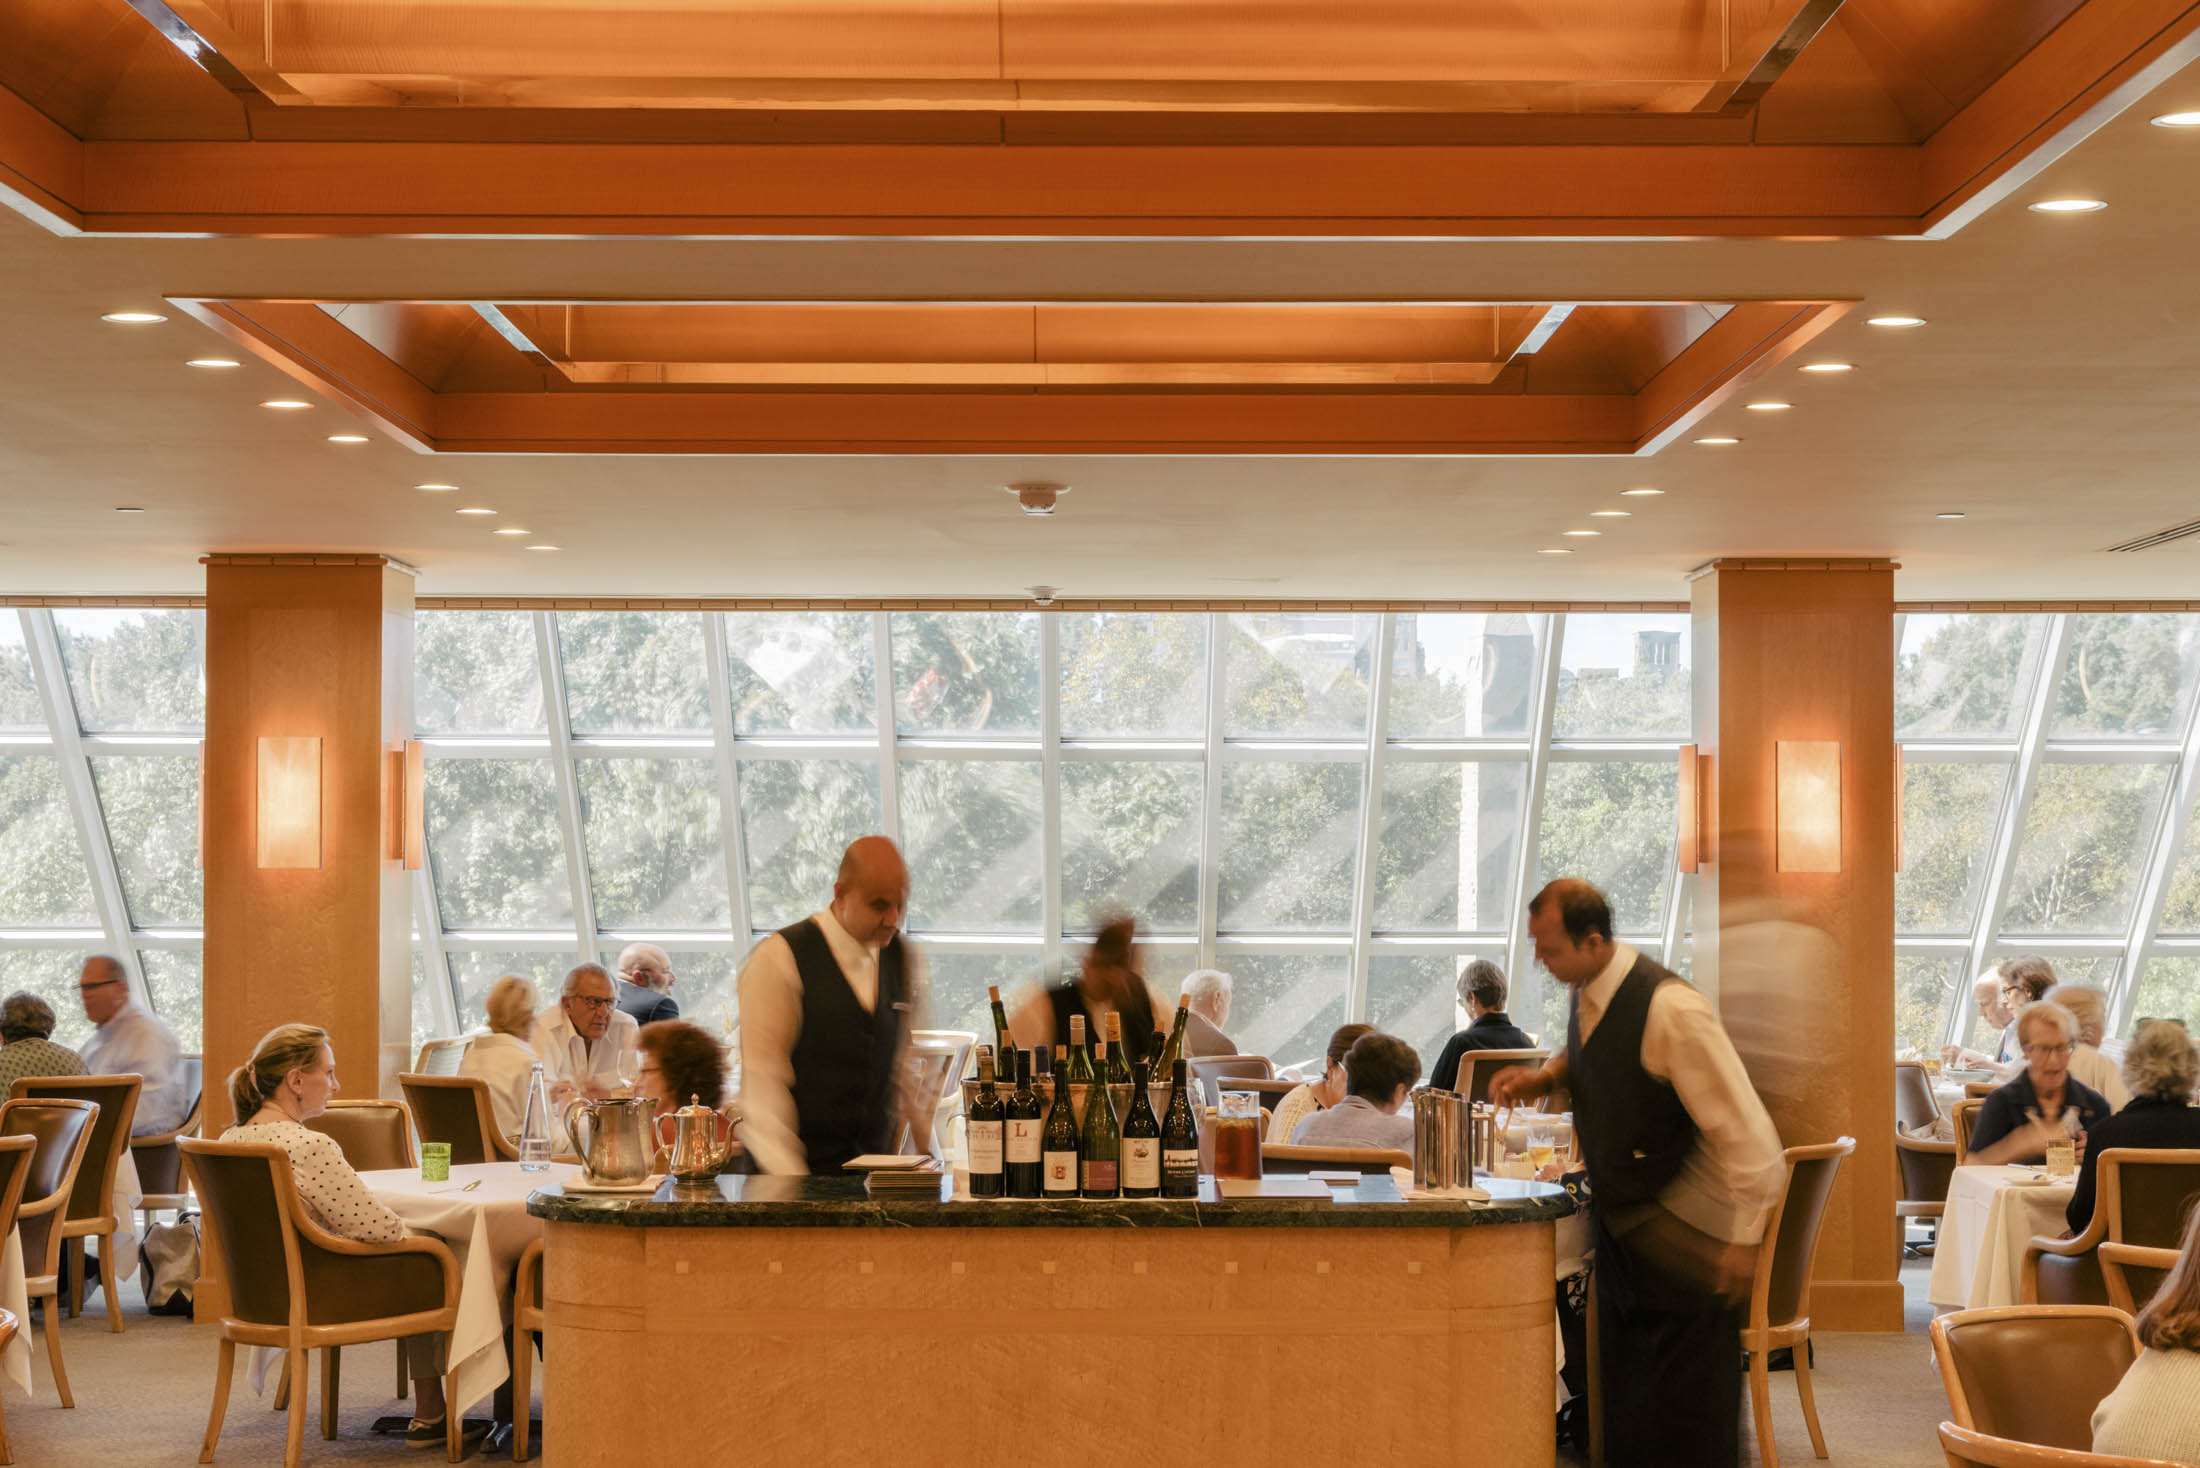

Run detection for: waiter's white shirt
[[736, 909, 928, 1176], [526, 1004, 637, 1098], [1574, 943, 1785, 1245], [80, 1002, 187, 1136]]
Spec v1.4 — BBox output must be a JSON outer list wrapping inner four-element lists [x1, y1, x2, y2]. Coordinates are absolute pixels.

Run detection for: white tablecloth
[[1928, 1163, 2076, 1309], [1, 1228, 27, 1398], [108, 1149, 141, 1286], [249, 1161, 568, 1419]]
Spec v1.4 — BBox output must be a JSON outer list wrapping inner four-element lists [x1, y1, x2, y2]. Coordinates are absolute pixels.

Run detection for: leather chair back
[[1895, 1061, 1939, 1131], [183, 1140, 298, 1327], [2099, 1149, 2200, 1311], [1953, 1099, 1985, 1162], [0, 1098, 97, 1278], [1757, 1138, 1854, 1329], [1937, 1418, 2184, 1466], [1260, 1143, 1411, 1175], [303, 1099, 414, 1172], [0, 1134, 37, 1252], [1931, 1305, 2137, 1450], [1190, 1055, 1274, 1109], [413, 1037, 471, 1077], [128, 1054, 207, 1197], [1897, 1131, 1957, 1204], [10, 1074, 140, 1224], [1459, 1049, 1549, 1107], [400, 1074, 499, 1166], [1965, 1080, 1999, 1099]]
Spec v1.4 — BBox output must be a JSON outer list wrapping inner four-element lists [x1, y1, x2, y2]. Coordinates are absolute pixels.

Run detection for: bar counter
[[528, 1174, 1574, 1466]]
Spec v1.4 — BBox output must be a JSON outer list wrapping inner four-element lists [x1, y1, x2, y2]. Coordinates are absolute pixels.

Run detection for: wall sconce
[[389, 740, 425, 870], [1677, 744, 1706, 872], [1775, 739, 1842, 873], [257, 736, 322, 869]]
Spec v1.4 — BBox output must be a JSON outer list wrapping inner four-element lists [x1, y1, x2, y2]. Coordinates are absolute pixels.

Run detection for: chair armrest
[[2022, 1207, 2107, 1302], [294, 1220, 464, 1312]]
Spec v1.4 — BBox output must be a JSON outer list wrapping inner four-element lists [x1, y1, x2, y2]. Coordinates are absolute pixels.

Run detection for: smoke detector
[[1027, 585, 1060, 607], [1006, 481, 1071, 516]]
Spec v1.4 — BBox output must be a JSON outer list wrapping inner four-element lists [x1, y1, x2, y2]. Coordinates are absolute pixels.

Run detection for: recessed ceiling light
[[1536, 547, 1572, 556], [493, 527, 530, 536], [1695, 436, 1741, 445], [1800, 362, 1853, 373], [260, 399, 312, 411], [100, 311, 166, 325], [1590, 509, 1632, 518], [1745, 401, 1792, 412], [414, 482, 458, 492], [186, 358, 241, 369], [526, 544, 560, 552], [2153, 111, 2200, 128], [1620, 487, 1664, 497], [456, 506, 497, 516], [1562, 529, 1601, 537], [2028, 197, 2107, 213], [1937, 511, 1966, 520], [326, 434, 368, 444], [1866, 316, 1926, 328], [114, 506, 146, 514]]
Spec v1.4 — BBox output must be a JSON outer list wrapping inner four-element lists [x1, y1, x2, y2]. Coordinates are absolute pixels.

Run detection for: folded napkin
[[1387, 1165, 1490, 1203]]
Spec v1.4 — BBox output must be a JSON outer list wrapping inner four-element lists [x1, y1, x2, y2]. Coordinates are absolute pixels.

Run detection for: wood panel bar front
[[536, 1178, 1566, 1466]]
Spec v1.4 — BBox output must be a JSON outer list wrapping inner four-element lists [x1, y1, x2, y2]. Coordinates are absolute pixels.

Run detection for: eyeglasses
[[2023, 1041, 2074, 1058], [77, 979, 121, 995], [569, 995, 616, 1011]]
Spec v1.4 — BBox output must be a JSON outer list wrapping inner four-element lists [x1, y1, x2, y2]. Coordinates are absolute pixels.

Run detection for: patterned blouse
[[219, 1119, 405, 1243]]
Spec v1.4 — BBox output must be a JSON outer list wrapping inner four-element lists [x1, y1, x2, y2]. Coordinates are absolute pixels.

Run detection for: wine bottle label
[[967, 1121, 1004, 1174], [1006, 1118, 1042, 1163], [1080, 1159, 1118, 1193], [1043, 1151, 1079, 1192], [1123, 1139, 1160, 1190], [1162, 1148, 1198, 1184]]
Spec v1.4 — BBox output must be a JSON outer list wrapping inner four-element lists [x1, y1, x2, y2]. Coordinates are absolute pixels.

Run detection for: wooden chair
[[1896, 1060, 1942, 1132], [1259, 1143, 1411, 1176], [2027, 1149, 2200, 1310], [511, 1239, 544, 1462], [1930, 1304, 2138, 1451], [1, 1097, 96, 1408], [1938, 1421, 2185, 1467], [182, 1138, 464, 1467], [412, 1036, 473, 1077], [302, 1098, 416, 1172], [1457, 1048, 1549, 1108], [401, 1073, 511, 1166], [8, 1074, 139, 1332], [1742, 1136, 1854, 1468], [1898, 1130, 1957, 1256], [0, 1135, 35, 1464], [1221, 1076, 1300, 1107], [1188, 1055, 1273, 1109], [2100, 1243, 2179, 1317], [1953, 1099, 1986, 1163], [0, 1306, 13, 1466], [130, 1054, 204, 1231], [1967, 1081, 2000, 1099]]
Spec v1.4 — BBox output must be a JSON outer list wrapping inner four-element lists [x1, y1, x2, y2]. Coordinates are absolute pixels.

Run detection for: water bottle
[[519, 1062, 553, 1172]]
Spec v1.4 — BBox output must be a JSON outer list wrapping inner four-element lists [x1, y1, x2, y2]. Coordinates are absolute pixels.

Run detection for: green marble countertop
[[526, 1172, 1572, 1228]]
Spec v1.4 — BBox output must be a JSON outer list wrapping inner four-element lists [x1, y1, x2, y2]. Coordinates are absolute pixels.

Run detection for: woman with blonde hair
[[219, 1023, 462, 1449], [2093, 1193, 2200, 1459], [458, 975, 543, 1143]]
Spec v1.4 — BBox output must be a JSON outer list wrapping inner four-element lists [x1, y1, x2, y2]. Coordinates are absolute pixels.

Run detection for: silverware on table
[[432, 1179, 482, 1194]]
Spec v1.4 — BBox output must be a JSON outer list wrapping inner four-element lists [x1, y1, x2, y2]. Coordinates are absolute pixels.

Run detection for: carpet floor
[[7, 1257, 1954, 1464]]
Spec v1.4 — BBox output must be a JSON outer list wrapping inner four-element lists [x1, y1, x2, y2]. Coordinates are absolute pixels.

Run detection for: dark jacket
[[1969, 1068, 2113, 1164], [1429, 1012, 1538, 1092], [615, 977, 678, 1027], [2066, 1096, 2200, 1232]]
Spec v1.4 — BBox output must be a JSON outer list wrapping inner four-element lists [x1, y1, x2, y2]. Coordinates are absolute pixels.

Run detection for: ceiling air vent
[[2107, 519, 2200, 553]]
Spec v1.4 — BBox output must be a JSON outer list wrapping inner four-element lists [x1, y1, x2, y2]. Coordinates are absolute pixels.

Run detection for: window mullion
[[1040, 613, 1063, 983], [1197, 612, 1228, 973], [1506, 614, 1565, 1031], [872, 613, 901, 844], [412, 863, 457, 1038], [534, 612, 597, 965], [700, 612, 754, 956], [1344, 614, 1395, 1023]]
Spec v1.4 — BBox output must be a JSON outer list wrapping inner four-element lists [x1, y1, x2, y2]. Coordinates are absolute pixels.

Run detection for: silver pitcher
[[665, 1094, 738, 1182], [563, 1095, 655, 1185]]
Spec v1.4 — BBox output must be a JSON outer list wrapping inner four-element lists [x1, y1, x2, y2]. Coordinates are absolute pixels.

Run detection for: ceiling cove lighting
[[456, 506, 497, 516], [1745, 401, 1792, 412], [114, 506, 146, 514], [326, 434, 368, 444], [414, 483, 458, 492], [2028, 197, 2107, 213], [1695, 436, 1741, 445], [494, 527, 530, 536], [1590, 509, 1632, 518], [1562, 529, 1601, 537], [100, 311, 166, 324], [525, 544, 561, 551], [1620, 487, 1664, 497], [1937, 511, 1967, 520], [260, 399, 312, 411], [2154, 111, 2200, 128], [186, 358, 241, 369], [1800, 362, 1854, 374], [1866, 316, 1926, 328], [1536, 547, 1572, 555]]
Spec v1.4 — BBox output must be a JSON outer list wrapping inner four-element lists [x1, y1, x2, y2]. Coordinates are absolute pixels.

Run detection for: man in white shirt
[[528, 964, 638, 1107], [737, 836, 931, 1175], [1495, 879, 1784, 1466], [76, 955, 187, 1135]]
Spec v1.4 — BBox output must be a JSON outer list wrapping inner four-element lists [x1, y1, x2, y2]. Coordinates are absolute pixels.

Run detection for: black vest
[[1045, 982, 1158, 1068], [1565, 954, 1698, 1213], [781, 919, 908, 1174]]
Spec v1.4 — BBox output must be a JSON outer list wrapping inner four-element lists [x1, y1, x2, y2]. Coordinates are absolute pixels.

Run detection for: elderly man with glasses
[[529, 963, 639, 1107], [76, 954, 187, 1135]]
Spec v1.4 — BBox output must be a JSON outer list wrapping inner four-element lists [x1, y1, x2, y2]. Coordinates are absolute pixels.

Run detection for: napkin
[[1387, 1165, 1490, 1203]]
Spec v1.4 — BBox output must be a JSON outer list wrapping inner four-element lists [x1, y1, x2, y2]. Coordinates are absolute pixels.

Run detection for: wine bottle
[[1121, 1061, 1161, 1198], [1160, 1057, 1199, 1198], [1035, 1043, 1055, 1093], [1103, 1012, 1134, 1085], [1067, 1014, 1095, 1085], [988, 985, 1016, 1074], [1042, 1066, 1080, 1197], [1153, 994, 1192, 1077], [1006, 1047, 1044, 1198], [1080, 1050, 1121, 1199], [968, 1046, 1005, 1199], [988, 983, 1013, 1045]]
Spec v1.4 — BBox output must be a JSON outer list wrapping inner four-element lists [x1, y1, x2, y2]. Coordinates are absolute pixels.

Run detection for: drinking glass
[[1215, 1090, 1263, 1181], [616, 1039, 642, 1093], [1527, 1116, 1557, 1172], [420, 1142, 452, 1183]]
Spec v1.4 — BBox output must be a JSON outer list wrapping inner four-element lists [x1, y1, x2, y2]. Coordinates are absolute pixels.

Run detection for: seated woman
[[2068, 1019, 2200, 1233], [457, 975, 542, 1143], [2094, 1195, 2200, 1460], [1966, 1000, 2114, 1167], [1266, 1022, 1373, 1145], [220, 1024, 460, 1449], [635, 1019, 736, 1161]]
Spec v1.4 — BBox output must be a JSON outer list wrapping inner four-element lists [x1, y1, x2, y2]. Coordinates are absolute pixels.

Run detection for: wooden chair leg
[[64, 1240, 83, 1319], [272, 1354, 290, 1412], [40, 1296, 72, 1410], [511, 1324, 532, 1462], [395, 1336, 407, 1399], [1749, 1349, 1777, 1468], [445, 1364, 464, 1464], [283, 1348, 308, 1468], [199, 1336, 235, 1464], [99, 1238, 123, 1333], [320, 1346, 341, 1441], [1793, 1334, 1828, 1460]]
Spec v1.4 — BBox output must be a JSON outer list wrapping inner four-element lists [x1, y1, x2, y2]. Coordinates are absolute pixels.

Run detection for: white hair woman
[[2047, 984, 2132, 1109], [2065, 1019, 2200, 1233], [457, 975, 543, 1142], [1965, 1001, 2115, 1167]]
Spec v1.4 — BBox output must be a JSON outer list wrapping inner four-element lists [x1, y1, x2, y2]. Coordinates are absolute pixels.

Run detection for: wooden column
[[1691, 558, 1901, 1332], [202, 554, 416, 1114]]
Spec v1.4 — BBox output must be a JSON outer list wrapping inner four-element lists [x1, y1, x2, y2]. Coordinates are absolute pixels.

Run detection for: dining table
[[1927, 1162, 2077, 1310]]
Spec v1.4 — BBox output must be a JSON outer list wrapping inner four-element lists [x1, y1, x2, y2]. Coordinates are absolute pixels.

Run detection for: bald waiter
[[737, 836, 932, 1174]]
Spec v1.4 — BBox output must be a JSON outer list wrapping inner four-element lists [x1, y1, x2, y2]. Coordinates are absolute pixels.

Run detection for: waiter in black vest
[[1493, 879, 1783, 1466], [736, 835, 931, 1174]]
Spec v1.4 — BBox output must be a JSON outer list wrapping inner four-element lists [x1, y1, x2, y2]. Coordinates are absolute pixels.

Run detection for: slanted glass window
[[423, 758, 573, 930], [416, 611, 546, 735], [725, 612, 875, 735], [736, 759, 883, 930], [1218, 762, 1362, 931], [1223, 951, 1349, 1076], [892, 612, 1040, 736], [0, 756, 100, 927], [1896, 761, 2009, 934], [2002, 762, 2171, 934], [1387, 613, 1540, 740], [574, 757, 727, 929], [0, 616, 42, 731], [1060, 761, 1201, 931], [53, 610, 204, 733], [900, 760, 1044, 932], [1550, 613, 1689, 739], [2051, 614, 2200, 739], [1059, 613, 1207, 739], [1223, 613, 1376, 738], [1535, 759, 1678, 934], [1897, 614, 2046, 741], [558, 611, 711, 735], [1373, 761, 1526, 933]]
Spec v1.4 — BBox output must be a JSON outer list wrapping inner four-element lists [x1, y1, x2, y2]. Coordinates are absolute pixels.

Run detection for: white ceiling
[[3, 61, 2199, 603]]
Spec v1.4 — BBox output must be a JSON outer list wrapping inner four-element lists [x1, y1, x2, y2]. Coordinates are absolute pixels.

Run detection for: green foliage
[[1897, 614, 2040, 738], [1228, 953, 1348, 1073], [1896, 761, 2005, 933], [575, 756, 726, 928], [53, 610, 203, 732], [900, 760, 1043, 931], [557, 611, 710, 733], [891, 612, 1039, 734], [1535, 760, 1677, 933], [1375, 761, 1523, 931], [2002, 763, 2167, 932], [0, 756, 100, 925], [737, 758, 882, 929], [1059, 613, 1205, 736], [1387, 613, 1538, 739], [416, 611, 544, 734], [1894, 955, 1961, 1054], [2055, 614, 2200, 737], [423, 758, 572, 928], [90, 754, 201, 926], [1060, 762, 1200, 929], [1219, 762, 1360, 929], [0, 622, 41, 729], [0, 948, 95, 1051], [1367, 953, 1472, 1072], [724, 612, 874, 734], [1224, 614, 1373, 736]]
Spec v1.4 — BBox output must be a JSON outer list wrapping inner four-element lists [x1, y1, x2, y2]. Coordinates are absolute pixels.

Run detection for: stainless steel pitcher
[[563, 1095, 654, 1185]]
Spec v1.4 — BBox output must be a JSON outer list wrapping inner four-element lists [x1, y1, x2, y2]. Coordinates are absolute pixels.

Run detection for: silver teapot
[[665, 1095, 738, 1182], [562, 1095, 655, 1186]]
